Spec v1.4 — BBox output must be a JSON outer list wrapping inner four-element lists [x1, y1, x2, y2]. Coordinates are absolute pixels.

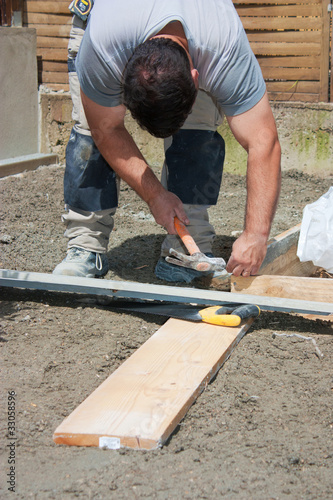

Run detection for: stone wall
[[39, 91, 332, 177]]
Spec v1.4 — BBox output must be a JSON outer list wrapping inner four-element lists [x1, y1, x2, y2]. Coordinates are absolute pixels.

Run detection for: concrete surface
[[0, 28, 39, 161]]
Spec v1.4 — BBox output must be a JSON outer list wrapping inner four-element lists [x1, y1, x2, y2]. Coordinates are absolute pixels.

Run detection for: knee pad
[[64, 129, 118, 212], [165, 129, 225, 205]]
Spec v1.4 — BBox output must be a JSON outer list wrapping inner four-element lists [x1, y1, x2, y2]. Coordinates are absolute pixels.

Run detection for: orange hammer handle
[[174, 217, 201, 255]]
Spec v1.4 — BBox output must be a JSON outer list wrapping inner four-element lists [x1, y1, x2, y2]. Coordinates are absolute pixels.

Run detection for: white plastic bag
[[297, 186, 333, 273]]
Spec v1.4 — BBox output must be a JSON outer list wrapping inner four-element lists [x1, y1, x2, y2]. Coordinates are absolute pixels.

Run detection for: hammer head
[[166, 249, 227, 272]]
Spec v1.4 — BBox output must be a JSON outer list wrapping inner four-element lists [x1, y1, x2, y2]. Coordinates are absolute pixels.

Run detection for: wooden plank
[[32, 24, 71, 37], [250, 42, 321, 57], [53, 318, 254, 450], [37, 48, 67, 61], [234, 0, 321, 5], [228, 224, 333, 321], [294, 313, 333, 322], [39, 61, 68, 73], [261, 67, 320, 81], [268, 92, 319, 103], [39, 71, 69, 84], [258, 224, 318, 276], [37, 36, 68, 49], [41, 83, 69, 91], [257, 56, 321, 69], [26, 1, 69, 14], [319, 0, 330, 102], [0, 269, 332, 315], [23, 12, 72, 24], [237, 4, 322, 16], [231, 275, 333, 303], [331, 5, 333, 103], [241, 18, 321, 30], [247, 32, 322, 44], [266, 81, 320, 94], [206, 224, 319, 290]]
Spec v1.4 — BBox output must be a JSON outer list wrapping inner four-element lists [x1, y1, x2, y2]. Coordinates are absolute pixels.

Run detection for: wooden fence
[[235, 0, 332, 102], [23, 1, 71, 90], [1, 0, 332, 102]]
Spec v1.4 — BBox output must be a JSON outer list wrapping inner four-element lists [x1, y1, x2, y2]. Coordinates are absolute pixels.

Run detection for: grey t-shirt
[[76, 0, 266, 116]]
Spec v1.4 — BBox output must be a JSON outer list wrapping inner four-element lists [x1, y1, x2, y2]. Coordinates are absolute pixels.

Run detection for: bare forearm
[[226, 105, 282, 276], [244, 136, 281, 239], [92, 124, 164, 205], [226, 142, 281, 277]]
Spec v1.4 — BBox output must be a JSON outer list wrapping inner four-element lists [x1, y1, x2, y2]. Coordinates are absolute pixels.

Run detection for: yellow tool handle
[[198, 305, 260, 327]]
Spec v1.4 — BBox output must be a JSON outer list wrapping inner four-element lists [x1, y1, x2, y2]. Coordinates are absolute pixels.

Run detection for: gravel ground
[[0, 163, 332, 499]]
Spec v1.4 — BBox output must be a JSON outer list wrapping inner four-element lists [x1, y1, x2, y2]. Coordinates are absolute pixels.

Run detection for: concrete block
[[0, 28, 38, 160], [0, 153, 58, 178]]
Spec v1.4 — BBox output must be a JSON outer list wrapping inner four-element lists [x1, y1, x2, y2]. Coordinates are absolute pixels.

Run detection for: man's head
[[123, 38, 198, 138]]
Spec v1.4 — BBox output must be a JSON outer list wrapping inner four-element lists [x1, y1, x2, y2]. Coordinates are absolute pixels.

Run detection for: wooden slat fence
[[234, 0, 332, 102], [22, 1, 71, 90], [1, 0, 332, 101]]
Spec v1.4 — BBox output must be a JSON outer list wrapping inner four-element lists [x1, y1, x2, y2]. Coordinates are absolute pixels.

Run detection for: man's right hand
[[148, 189, 189, 234]]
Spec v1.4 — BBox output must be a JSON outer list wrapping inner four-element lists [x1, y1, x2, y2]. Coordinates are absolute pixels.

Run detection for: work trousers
[[62, 15, 225, 255]]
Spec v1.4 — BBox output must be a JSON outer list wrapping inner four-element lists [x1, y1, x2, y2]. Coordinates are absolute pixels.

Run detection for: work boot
[[155, 253, 221, 283], [53, 247, 109, 278]]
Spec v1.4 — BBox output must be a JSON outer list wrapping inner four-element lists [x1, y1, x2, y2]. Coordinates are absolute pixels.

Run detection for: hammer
[[166, 217, 227, 272]]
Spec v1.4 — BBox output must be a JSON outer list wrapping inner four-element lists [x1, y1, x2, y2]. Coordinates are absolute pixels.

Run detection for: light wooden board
[[237, 4, 321, 16], [26, 1, 69, 14], [40, 71, 69, 84], [229, 224, 333, 321], [231, 275, 333, 304], [251, 34, 321, 44], [259, 224, 318, 277], [235, 0, 321, 4], [53, 318, 253, 450], [23, 12, 72, 25], [205, 224, 318, 291], [266, 82, 320, 94], [261, 67, 320, 80], [258, 55, 321, 67], [242, 18, 321, 31], [251, 42, 321, 57], [237, 2, 322, 16], [267, 93, 319, 103], [37, 36, 69, 49]]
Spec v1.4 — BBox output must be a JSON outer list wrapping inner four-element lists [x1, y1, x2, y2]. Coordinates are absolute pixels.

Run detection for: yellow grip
[[198, 306, 241, 326]]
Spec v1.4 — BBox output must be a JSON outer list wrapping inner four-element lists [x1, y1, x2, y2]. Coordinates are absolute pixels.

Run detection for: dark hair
[[123, 38, 197, 138]]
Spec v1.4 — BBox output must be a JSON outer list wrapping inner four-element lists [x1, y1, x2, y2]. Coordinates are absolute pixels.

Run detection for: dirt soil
[[1, 164, 332, 499]]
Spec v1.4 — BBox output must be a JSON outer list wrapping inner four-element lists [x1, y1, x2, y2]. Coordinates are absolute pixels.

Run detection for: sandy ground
[[0, 164, 332, 499]]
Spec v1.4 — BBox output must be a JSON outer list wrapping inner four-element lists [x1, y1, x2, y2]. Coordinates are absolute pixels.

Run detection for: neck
[[151, 21, 199, 87], [152, 21, 189, 55]]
